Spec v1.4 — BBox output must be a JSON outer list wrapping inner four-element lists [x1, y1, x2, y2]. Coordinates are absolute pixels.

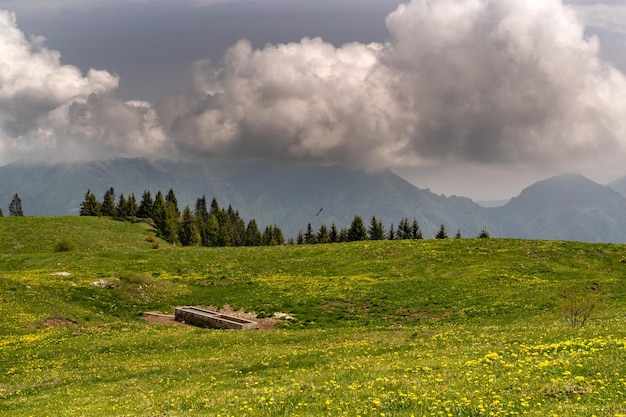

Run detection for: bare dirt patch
[[40, 316, 78, 328]]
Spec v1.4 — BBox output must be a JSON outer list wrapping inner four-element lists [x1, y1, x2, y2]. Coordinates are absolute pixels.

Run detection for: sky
[[1, 0, 626, 201]]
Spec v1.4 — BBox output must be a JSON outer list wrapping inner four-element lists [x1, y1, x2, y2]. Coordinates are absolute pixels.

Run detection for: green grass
[[2, 217, 626, 416]]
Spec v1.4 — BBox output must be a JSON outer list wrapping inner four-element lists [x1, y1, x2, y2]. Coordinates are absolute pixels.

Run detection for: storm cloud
[[0, 10, 167, 162], [2, 0, 626, 171]]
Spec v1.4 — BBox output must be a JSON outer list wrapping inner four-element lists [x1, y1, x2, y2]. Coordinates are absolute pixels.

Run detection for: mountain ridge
[[2, 158, 626, 243]]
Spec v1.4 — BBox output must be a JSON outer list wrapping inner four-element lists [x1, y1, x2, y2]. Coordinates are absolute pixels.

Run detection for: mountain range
[[2, 158, 626, 243]]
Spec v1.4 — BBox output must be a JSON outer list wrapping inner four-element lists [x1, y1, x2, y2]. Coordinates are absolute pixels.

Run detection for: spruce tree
[[388, 223, 395, 240], [179, 206, 200, 246], [304, 223, 316, 244], [137, 190, 154, 219], [165, 188, 180, 217], [411, 218, 423, 239], [80, 190, 100, 216], [348, 215, 367, 241], [163, 204, 180, 244], [0, 207, 3, 217], [126, 193, 138, 217], [152, 191, 167, 238], [101, 187, 116, 217], [339, 228, 349, 242], [455, 230, 462, 239], [9, 193, 23, 216], [478, 227, 490, 238], [317, 224, 330, 244], [435, 224, 448, 239], [116, 193, 128, 219], [244, 219, 262, 246], [205, 214, 220, 246], [368, 215, 384, 240], [272, 225, 285, 245], [329, 223, 339, 243]]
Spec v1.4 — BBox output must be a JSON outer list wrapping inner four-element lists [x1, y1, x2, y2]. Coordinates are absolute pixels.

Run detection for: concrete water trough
[[174, 306, 259, 330]]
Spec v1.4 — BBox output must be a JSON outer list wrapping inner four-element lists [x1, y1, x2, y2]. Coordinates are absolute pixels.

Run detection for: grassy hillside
[[2, 217, 626, 416]]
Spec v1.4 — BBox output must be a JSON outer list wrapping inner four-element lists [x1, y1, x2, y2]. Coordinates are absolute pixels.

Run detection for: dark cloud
[[158, 0, 626, 170], [1, 0, 626, 178]]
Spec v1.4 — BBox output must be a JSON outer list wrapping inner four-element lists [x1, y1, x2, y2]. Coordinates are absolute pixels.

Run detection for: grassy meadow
[[2, 216, 626, 416]]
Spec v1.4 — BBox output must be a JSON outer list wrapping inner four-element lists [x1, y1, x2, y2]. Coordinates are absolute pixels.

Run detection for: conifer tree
[[368, 215, 385, 240], [179, 206, 200, 246], [165, 188, 180, 217], [329, 223, 339, 243], [80, 189, 100, 216], [411, 218, 423, 239], [317, 224, 331, 244], [0, 207, 3, 217], [205, 214, 220, 246], [137, 190, 153, 219], [455, 230, 462, 239], [216, 209, 233, 246], [9, 193, 23, 216], [304, 223, 316, 244], [152, 191, 167, 238], [126, 193, 138, 217], [116, 193, 128, 219], [272, 225, 285, 245], [388, 223, 395, 240], [478, 227, 490, 238], [435, 224, 448, 239], [339, 227, 349, 242], [348, 215, 368, 241], [163, 203, 180, 244], [244, 219, 262, 246], [296, 230, 304, 245], [101, 187, 116, 217], [195, 196, 209, 222]]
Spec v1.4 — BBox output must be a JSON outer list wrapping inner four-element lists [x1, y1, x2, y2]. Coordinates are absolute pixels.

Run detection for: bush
[[559, 288, 600, 327], [54, 237, 76, 252]]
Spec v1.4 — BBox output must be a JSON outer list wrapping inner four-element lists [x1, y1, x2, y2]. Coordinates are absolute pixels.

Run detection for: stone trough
[[174, 306, 259, 330]]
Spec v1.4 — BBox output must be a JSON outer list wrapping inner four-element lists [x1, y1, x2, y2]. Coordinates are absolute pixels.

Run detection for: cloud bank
[[0, 11, 167, 162], [2, 0, 626, 171]]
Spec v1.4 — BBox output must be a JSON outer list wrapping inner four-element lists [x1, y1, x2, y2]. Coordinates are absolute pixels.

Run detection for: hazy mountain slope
[[608, 177, 626, 198], [0, 158, 491, 238], [490, 173, 626, 243], [3, 159, 626, 242]]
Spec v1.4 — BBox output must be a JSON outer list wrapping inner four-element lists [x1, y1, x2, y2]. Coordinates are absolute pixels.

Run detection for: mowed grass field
[[2, 216, 626, 416]]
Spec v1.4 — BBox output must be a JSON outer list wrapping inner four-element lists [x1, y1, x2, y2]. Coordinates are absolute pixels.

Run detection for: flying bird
[[314, 207, 323, 216]]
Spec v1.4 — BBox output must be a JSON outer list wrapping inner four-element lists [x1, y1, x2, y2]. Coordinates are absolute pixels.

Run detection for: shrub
[[559, 288, 600, 327], [54, 237, 76, 252]]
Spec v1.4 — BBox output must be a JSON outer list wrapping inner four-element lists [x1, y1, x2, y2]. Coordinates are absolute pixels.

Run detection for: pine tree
[[435, 224, 448, 239], [348, 215, 368, 241], [317, 224, 330, 244], [368, 215, 384, 240], [137, 190, 153, 219], [455, 230, 462, 239], [216, 209, 233, 246], [0, 207, 3, 217], [80, 190, 100, 216], [116, 193, 128, 219], [296, 230, 304, 245], [329, 223, 339, 243], [152, 191, 167, 238], [165, 188, 180, 217], [388, 223, 395, 240], [272, 225, 285, 245], [179, 206, 200, 246], [478, 227, 490, 238], [339, 228, 349, 242], [397, 217, 411, 240], [411, 218, 423, 239], [244, 219, 262, 246], [304, 223, 316, 244], [9, 193, 23, 216], [101, 187, 116, 217], [126, 193, 138, 217], [205, 214, 220, 246], [195, 196, 209, 222]]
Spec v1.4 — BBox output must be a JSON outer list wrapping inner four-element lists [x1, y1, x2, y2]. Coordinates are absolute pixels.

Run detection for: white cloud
[[0, 10, 168, 163], [160, 0, 626, 171]]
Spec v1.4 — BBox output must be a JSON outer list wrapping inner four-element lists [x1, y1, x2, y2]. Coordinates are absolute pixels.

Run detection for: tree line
[[296, 215, 489, 244], [79, 188, 285, 247]]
